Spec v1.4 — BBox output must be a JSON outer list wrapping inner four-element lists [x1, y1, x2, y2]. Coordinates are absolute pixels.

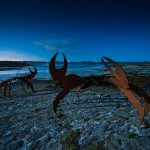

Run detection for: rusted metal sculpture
[[101, 57, 150, 124], [49, 53, 102, 117], [0, 66, 37, 96], [50, 53, 84, 117]]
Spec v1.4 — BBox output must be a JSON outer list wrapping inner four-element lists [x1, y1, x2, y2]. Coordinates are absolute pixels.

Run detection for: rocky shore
[[0, 77, 150, 150]]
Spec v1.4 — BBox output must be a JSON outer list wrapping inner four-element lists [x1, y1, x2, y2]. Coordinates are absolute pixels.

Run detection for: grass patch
[[60, 130, 80, 150], [127, 132, 137, 138], [86, 142, 105, 150]]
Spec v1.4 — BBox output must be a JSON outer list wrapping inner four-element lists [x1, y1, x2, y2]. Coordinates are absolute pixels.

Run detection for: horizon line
[[0, 60, 150, 63]]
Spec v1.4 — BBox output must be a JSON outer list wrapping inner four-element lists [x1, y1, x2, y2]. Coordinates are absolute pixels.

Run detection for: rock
[[0, 83, 150, 150]]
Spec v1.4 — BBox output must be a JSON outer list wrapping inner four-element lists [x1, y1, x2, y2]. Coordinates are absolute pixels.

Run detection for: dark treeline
[[0, 61, 30, 67]]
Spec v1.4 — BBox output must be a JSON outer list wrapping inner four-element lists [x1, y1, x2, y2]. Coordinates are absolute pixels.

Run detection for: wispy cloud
[[33, 39, 80, 52], [0, 49, 41, 61]]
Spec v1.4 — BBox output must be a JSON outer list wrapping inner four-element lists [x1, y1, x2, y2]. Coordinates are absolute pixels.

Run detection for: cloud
[[33, 39, 81, 52], [0, 49, 41, 61]]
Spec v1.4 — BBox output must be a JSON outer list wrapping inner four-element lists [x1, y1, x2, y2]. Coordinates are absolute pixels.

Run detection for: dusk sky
[[0, 0, 150, 62]]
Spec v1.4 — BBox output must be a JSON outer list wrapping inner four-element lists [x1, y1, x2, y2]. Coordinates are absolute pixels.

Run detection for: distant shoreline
[[0, 61, 30, 67], [0, 61, 150, 81], [0, 60, 150, 66]]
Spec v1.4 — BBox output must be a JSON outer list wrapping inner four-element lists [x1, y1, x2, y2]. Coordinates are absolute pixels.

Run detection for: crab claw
[[29, 66, 37, 75], [101, 57, 129, 89], [24, 66, 37, 80], [49, 52, 67, 82]]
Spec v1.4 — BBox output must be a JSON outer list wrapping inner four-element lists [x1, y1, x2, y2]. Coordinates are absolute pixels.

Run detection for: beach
[[0, 62, 150, 81], [0, 75, 150, 150]]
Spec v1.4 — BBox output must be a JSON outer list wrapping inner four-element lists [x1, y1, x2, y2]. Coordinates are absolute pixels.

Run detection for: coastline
[[0, 61, 150, 81]]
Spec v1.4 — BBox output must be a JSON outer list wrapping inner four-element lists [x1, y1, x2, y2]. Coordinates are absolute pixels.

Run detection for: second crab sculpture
[[0, 66, 37, 96]]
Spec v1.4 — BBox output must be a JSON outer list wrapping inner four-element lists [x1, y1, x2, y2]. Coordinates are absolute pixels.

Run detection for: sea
[[0, 62, 150, 81]]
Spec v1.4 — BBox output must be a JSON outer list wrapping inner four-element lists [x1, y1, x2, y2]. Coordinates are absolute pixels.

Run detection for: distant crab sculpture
[[0, 66, 37, 96], [49, 52, 150, 125]]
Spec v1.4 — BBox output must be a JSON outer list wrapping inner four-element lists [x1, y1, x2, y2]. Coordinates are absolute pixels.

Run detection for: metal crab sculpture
[[49, 52, 101, 117], [49, 52, 150, 124], [0, 66, 37, 96]]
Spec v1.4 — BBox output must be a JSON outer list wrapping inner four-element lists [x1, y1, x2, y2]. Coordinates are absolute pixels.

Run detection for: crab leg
[[53, 88, 69, 115], [119, 87, 145, 124], [21, 78, 35, 92], [4, 81, 9, 96]]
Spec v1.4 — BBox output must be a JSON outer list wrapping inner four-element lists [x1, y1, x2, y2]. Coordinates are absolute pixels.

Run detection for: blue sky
[[0, 0, 150, 62]]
